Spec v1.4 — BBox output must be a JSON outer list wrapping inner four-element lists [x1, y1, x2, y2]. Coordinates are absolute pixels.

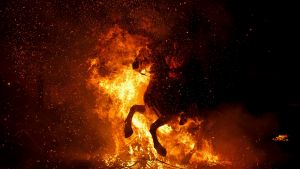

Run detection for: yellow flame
[[190, 140, 219, 164], [158, 125, 173, 134]]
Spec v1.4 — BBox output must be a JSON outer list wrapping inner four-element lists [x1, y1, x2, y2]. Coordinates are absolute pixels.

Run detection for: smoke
[[204, 104, 280, 168]]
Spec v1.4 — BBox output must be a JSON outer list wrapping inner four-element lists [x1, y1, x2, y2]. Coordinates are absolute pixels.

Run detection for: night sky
[[0, 0, 299, 168]]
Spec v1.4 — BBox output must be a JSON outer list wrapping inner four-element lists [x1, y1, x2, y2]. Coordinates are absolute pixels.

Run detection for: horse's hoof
[[124, 125, 133, 138], [154, 143, 167, 156]]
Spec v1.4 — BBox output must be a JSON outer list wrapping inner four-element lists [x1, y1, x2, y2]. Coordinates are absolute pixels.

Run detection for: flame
[[87, 25, 228, 168], [272, 134, 288, 142]]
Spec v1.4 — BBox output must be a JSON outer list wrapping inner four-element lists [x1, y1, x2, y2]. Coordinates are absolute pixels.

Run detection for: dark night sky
[[0, 0, 299, 168]]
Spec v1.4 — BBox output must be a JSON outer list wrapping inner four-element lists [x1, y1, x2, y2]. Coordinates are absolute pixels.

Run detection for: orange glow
[[273, 134, 288, 142], [87, 25, 229, 168]]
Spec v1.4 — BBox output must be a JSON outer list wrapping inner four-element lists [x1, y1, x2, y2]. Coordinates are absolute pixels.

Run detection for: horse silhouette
[[124, 40, 200, 156]]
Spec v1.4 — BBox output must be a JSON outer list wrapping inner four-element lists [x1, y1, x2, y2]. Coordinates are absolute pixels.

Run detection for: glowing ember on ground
[[272, 134, 288, 142], [87, 26, 229, 168]]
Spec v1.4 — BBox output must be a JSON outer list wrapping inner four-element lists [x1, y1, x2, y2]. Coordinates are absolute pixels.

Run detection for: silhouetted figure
[[124, 39, 200, 156]]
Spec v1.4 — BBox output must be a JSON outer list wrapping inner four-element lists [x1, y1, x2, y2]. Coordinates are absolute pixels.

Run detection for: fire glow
[[273, 134, 288, 142], [86, 26, 230, 168]]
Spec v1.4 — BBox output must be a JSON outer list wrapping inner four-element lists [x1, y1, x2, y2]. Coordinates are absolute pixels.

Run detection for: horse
[[124, 40, 196, 156]]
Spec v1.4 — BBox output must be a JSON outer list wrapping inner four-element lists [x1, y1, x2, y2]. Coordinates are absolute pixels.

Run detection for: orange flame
[[272, 134, 288, 142], [87, 25, 228, 168]]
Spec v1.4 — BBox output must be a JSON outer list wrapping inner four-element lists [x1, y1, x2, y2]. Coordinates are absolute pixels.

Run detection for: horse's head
[[132, 39, 189, 79], [132, 47, 152, 75]]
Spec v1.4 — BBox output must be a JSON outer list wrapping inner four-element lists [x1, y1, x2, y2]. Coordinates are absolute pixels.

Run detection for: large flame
[[87, 25, 228, 168]]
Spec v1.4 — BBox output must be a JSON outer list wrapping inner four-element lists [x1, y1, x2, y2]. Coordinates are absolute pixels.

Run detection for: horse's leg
[[124, 105, 145, 138], [150, 115, 171, 156]]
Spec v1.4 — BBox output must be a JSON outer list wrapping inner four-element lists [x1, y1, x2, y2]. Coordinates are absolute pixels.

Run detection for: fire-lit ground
[[0, 0, 298, 169]]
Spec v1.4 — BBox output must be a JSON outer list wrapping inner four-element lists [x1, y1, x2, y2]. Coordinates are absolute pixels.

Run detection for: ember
[[273, 134, 289, 142]]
